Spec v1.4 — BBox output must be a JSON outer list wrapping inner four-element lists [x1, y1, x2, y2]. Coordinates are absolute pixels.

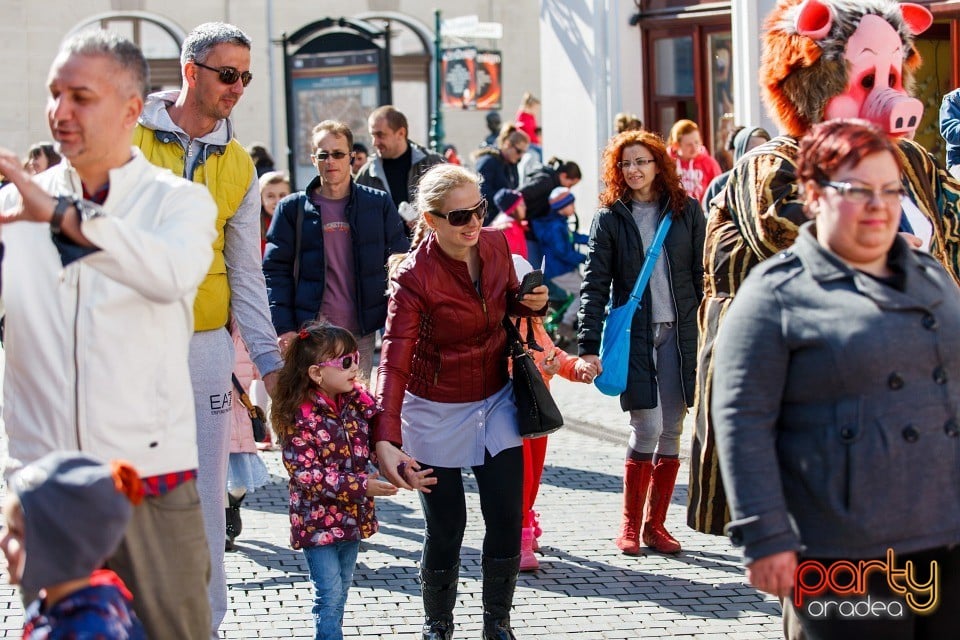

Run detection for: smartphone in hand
[[519, 269, 543, 296]]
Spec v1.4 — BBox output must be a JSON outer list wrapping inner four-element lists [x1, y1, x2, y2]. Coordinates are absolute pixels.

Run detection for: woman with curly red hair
[[579, 130, 705, 555]]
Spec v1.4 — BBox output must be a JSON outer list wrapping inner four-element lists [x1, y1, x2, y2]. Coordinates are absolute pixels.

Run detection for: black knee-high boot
[[225, 493, 244, 550], [420, 564, 459, 640], [482, 555, 520, 639]]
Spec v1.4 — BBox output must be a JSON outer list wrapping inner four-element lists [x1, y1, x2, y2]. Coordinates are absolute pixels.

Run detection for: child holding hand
[[271, 321, 398, 640], [511, 256, 598, 571]]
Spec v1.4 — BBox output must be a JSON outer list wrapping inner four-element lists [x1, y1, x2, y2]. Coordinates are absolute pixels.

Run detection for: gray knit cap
[[11, 452, 136, 594]]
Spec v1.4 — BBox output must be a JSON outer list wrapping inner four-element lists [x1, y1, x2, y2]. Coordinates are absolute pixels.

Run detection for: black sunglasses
[[430, 200, 487, 226], [193, 62, 253, 87], [313, 150, 351, 161]]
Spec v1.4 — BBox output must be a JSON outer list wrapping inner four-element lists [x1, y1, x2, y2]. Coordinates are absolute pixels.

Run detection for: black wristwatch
[[50, 195, 76, 235]]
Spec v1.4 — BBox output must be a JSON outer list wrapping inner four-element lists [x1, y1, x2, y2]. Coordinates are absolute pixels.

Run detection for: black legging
[[418, 446, 524, 570]]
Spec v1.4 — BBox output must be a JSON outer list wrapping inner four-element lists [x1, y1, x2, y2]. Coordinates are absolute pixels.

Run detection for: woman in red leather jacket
[[374, 164, 548, 640]]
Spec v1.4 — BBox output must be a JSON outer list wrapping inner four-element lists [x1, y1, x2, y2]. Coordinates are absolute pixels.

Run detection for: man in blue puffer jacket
[[532, 187, 588, 340], [263, 120, 409, 374]]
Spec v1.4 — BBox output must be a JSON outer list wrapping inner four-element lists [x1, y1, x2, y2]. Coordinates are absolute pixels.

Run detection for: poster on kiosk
[[283, 18, 391, 190]]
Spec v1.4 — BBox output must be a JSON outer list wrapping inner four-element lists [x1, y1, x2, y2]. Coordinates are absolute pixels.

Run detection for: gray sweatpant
[[628, 322, 687, 457], [189, 328, 235, 638]]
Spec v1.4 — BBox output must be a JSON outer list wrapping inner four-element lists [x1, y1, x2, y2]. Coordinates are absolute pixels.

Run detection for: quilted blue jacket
[[263, 177, 409, 335]]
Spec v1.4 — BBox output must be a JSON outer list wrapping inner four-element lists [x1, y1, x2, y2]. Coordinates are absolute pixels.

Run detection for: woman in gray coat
[[713, 119, 960, 639]]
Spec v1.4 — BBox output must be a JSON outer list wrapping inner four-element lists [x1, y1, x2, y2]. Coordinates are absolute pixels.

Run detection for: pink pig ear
[[795, 0, 833, 40], [900, 3, 933, 35]]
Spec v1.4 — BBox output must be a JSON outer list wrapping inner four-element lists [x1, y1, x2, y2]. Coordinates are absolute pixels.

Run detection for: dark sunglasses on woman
[[430, 200, 487, 226]]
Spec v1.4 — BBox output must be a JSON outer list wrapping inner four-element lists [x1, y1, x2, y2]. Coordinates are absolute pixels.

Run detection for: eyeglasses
[[819, 181, 906, 206], [317, 351, 360, 370], [193, 61, 253, 87], [313, 150, 351, 162], [511, 144, 529, 156], [430, 199, 487, 226], [618, 158, 656, 171]]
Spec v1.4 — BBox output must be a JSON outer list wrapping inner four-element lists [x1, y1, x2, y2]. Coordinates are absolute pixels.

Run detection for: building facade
[[1, 0, 542, 185], [538, 0, 960, 231], [5, 0, 959, 232]]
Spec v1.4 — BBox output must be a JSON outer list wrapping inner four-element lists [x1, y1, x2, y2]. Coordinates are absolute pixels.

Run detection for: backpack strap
[[292, 195, 305, 288]]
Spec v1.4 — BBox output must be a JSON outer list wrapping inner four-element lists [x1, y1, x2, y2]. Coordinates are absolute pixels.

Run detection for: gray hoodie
[[139, 91, 282, 376]]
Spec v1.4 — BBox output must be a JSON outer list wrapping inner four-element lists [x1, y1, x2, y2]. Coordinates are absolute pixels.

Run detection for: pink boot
[[520, 527, 539, 572], [527, 510, 542, 552]]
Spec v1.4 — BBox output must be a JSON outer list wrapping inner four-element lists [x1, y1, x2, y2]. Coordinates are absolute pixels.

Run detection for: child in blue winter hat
[[532, 187, 589, 341], [2, 452, 146, 639]]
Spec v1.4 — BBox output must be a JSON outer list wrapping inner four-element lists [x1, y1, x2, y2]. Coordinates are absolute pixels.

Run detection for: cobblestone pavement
[[0, 366, 784, 638]]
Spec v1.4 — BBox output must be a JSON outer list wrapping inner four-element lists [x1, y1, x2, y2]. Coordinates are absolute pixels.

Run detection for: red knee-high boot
[[643, 457, 682, 554], [615, 460, 653, 555]]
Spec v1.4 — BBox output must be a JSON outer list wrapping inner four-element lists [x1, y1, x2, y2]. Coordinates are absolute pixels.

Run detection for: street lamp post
[[429, 8, 445, 152]]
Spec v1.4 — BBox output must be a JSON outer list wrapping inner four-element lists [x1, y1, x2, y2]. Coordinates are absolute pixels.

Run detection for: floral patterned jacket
[[281, 385, 380, 549]]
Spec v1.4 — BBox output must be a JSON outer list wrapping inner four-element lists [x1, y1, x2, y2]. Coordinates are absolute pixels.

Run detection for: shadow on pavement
[[541, 461, 720, 518], [537, 463, 623, 494], [239, 473, 290, 515], [522, 546, 782, 618], [340, 541, 781, 620], [228, 539, 307, 576], [655, 547, 746, 576], [326, 538, 774, 621]]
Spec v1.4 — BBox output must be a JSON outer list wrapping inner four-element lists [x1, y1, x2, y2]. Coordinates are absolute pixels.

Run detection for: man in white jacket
[[0, 31, 216, 639]]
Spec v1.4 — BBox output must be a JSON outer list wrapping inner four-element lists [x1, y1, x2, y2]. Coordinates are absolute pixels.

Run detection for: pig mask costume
[[688, 0, 960, 537], [765, 0, 932, 138]]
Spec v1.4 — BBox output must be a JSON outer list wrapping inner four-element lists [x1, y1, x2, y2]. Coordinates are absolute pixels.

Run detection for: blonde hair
[[258, 170, 289, 192], [415, 164, 480, 220], [520, 92, 540, 109], [387, 165, 480, 276], [668, 119, 700, 147], [496, 124, 530, 149]]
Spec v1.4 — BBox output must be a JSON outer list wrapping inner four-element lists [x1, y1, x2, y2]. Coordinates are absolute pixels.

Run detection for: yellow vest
[[133, 124, 254, 331]]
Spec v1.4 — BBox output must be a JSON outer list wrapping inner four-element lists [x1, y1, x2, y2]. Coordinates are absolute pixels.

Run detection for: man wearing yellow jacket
[[134, 22, 282, 638]]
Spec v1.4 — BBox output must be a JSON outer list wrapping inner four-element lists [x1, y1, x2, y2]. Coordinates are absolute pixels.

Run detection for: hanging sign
[[441, 46, 477, 109]]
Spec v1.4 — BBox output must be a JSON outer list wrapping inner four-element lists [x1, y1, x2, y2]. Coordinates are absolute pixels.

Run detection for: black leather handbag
[[503, 317, 564, 438]]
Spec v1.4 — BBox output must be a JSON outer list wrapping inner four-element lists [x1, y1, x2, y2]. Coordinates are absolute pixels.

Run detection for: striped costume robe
[[688, 135, 960, 535]]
